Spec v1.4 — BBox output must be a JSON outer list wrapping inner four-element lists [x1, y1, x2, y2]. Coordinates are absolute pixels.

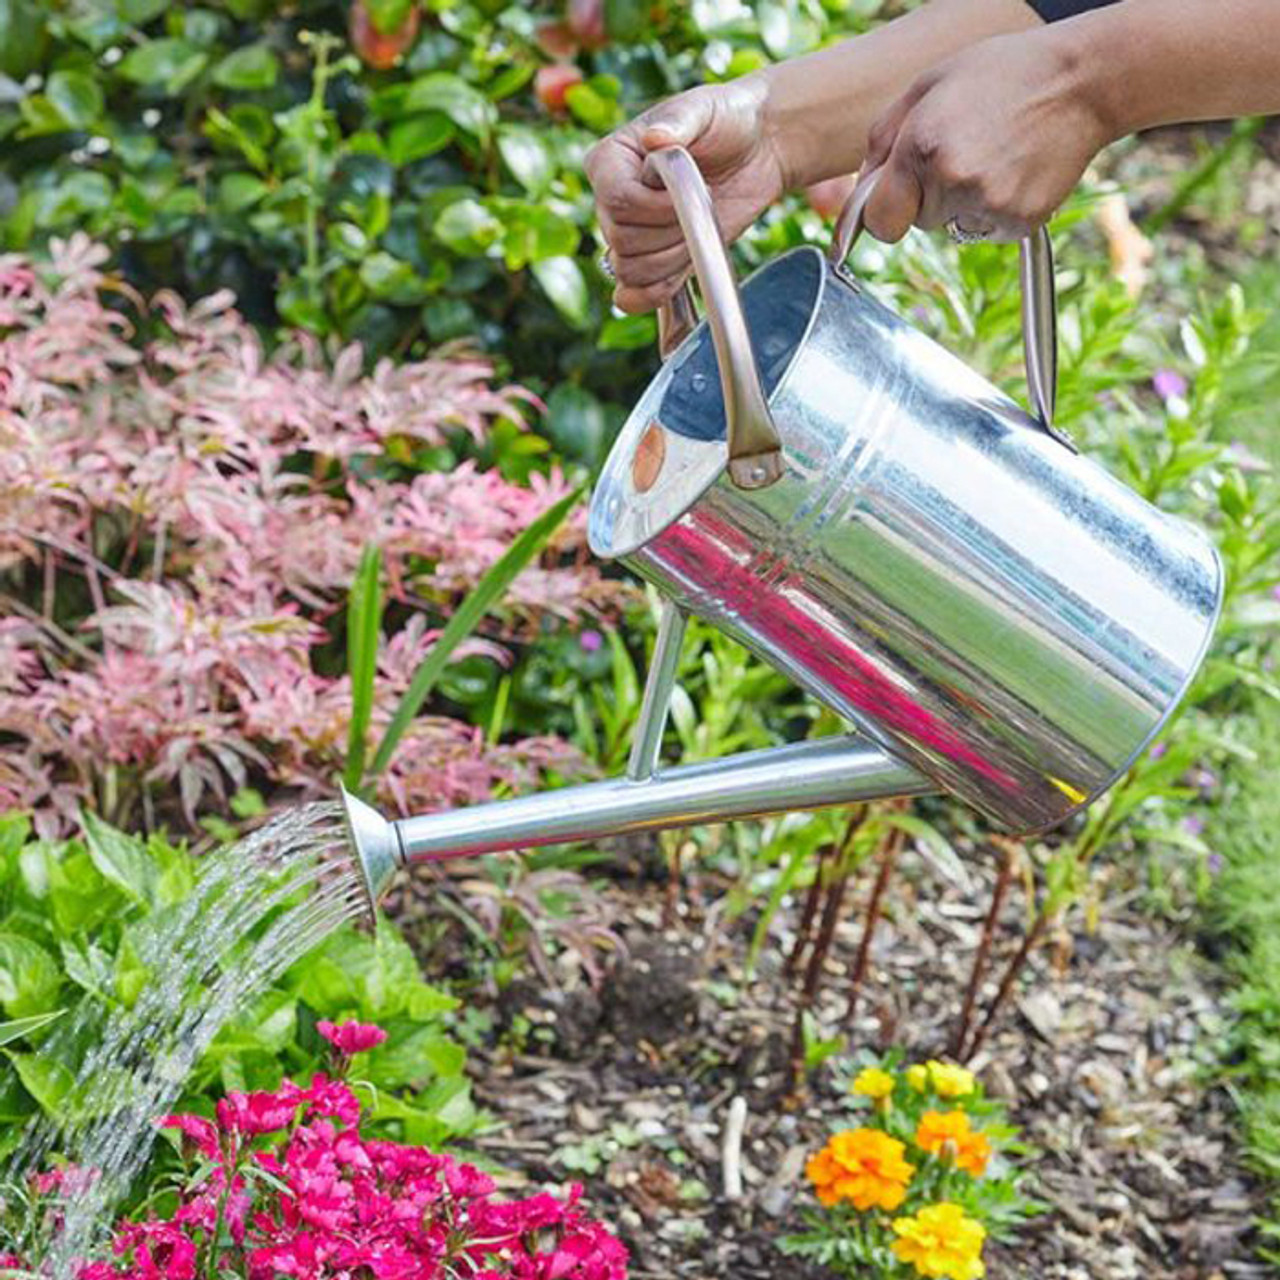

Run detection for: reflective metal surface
[[590, 246, 1223, 834], [377, 737, 929, 886]]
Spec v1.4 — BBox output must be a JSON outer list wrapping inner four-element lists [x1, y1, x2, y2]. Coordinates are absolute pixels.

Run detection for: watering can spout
[[340, 785, 404, 925], [339, 739, 932, 929]]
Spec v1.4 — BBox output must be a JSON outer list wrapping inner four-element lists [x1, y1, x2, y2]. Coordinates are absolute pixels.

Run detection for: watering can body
[[587, 241, 1221, 835], [341, 148, 1222, 922]]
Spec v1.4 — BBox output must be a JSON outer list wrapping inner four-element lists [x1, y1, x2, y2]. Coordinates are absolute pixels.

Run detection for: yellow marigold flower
[[906, 1064, 930, 1092], [852, 1066, 895, 1100], [925, 1060, 976, 1099], [806, 1127, 915, 1211], [915, 1110, 992, 1178], [892, 1202, 986, 1280]]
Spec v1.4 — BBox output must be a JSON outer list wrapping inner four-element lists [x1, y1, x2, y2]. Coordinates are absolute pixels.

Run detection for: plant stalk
[[951, 837, 1018, 1059]]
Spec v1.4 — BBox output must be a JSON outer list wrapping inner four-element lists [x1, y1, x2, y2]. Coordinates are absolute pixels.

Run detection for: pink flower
[[216, 1090, 298, 1136], [158, 1113, 221, 1161], [317, 1019, 387, 1055]]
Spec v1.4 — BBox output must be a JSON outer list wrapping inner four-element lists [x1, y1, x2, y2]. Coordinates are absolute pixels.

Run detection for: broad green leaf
[[45, 69, 103, 129], [60, 938, 111, 1000], [497, 202, 578, 269], [0, 0, 48, 81], [434, 198, 502, 255], [7, 1051, 75, 1113], [118, 38, 208, 94], [600, 313, 658, 351], [0, 813, 28, 878], [406, 983, 460, 1019], [370, 487, 583, 777], [387, 112, 455, 166], [212, 43, 279, 91], [532, 257, 589, 330], [605, 0, 649, 39], [82, 811, 155, 905], [217, 171, 268, 214], [0, 1008, 64, 1047], [402, 73, 494, 142], [564, 82, 623, 133], [497, 125, 555, 195], [366, 0, 414, 34], [113, 931, 150, 1009], [119, 0, 169, 21], [0, 933, 60, 1017], [344, 545, 383, 792], [546, 382, 607, 465], [366, 1026, 463, 1087]]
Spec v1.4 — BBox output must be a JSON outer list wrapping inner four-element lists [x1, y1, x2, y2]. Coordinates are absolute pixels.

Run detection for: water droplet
[[690, 372, 708, 394]]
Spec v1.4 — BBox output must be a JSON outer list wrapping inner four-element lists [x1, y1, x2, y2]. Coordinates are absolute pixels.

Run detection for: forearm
[[759, 0, 1042, 189], [1059, 0, 1280, 141]]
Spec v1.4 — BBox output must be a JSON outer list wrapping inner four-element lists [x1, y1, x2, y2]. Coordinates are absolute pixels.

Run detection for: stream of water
[[1, 801, 367, 1276]]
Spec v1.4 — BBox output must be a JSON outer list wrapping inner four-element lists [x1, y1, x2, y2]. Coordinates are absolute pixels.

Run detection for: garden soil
[[394, 824, 1267, 1280]]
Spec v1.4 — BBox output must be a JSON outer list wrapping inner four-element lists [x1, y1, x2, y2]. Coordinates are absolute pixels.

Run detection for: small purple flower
[[1207, 852, 1224, 876], [1153, 369, 1189, 402], [1148, 741, 1167, 761], [1182, 814, 1205, 837], [579, 629, 603, 653]]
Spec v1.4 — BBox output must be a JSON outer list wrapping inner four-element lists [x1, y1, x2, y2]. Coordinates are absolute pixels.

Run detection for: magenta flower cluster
[[0, 237, 626, 834], [15, 1023, 627, 1279]]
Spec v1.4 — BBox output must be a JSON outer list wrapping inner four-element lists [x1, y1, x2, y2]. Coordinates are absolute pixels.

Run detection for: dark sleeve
[[1025, 0, 1120, 18]]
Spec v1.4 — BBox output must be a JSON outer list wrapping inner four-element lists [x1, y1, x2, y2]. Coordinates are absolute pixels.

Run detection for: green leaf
[[119, 0, 169, 21], [370, 486, 584, 777], [497, 125, 555, 195], [366, 0, 415, 34], [0, 933, 61, 1017], [344, 545, 383, 793], [0, 1009, 64, 1048], [46, 69, 103, 129], [600, 313, 658, 351], [217, 171, 268, 214], [545, 382, 607, 464], [82, 811, 155, 905], [434, 198, 502, 255], [212, 43, 279, 91], [564, 82, 623, 133], [532, 257, 589, 330], [7, 1051, 75, 1113], [387, 112, 455, 166], [402, 73, 494, 142], [497, 202, 578, 270], [118, 38, 208, 93]]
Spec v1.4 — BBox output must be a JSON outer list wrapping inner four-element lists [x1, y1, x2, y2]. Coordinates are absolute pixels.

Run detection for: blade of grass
[[343, 545, 384, 793], [369, 486, 583, 779], [0, 1009, 65, 1047]]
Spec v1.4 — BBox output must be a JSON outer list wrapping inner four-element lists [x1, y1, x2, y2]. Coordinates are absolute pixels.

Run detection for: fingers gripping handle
[[832, 167, 1075, 452], [645, 147, 785, 491]]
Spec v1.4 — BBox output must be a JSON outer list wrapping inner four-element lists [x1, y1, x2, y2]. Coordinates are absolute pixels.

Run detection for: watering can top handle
[[644, 146, 785, 491], [652, 149, 1076, 455]]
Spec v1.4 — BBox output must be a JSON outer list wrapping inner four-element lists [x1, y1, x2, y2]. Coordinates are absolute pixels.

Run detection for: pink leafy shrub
[[0, 237, 621, 833], [20, 1028, 628, 1279]]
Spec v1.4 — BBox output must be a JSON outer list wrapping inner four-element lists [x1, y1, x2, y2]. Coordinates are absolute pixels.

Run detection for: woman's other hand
[[584, 77, 788, 313], [859, 28, 1112, 244]]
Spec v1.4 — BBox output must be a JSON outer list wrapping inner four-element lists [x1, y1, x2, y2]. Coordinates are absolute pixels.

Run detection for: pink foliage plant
[[18, 1030, 628, 1279], [0, 237, 623, 834]]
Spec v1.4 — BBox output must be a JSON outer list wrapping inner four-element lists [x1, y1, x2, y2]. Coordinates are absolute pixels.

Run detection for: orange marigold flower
[[915, 1110, 991, 1178], [806, 1127, 916, 1211], [892, 1201, 986, 1279]]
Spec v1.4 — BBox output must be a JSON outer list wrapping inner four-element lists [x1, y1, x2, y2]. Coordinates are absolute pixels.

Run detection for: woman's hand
[[584, 77, 788, 313], [859, 28, 1113, 244]]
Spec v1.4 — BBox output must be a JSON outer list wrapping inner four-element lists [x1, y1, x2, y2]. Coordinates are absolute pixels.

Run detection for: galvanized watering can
[[342, 147, 1222, 924]]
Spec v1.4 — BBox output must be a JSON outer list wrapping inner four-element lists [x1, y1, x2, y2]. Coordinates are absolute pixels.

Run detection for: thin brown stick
[[783, 843, 832, 979], [964, 910, 1051, 1062], [845, 823, 906, 1026], [950, 838, 1018, 1059], [662, 835, 681, 930], [789, 871, 852, 1090]]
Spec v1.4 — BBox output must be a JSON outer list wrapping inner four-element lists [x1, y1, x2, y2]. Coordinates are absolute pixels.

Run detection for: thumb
[[638, 90, 716, 154]]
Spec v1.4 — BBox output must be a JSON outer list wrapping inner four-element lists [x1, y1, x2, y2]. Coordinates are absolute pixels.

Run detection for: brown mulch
[[397, 823, 1268, 1280]]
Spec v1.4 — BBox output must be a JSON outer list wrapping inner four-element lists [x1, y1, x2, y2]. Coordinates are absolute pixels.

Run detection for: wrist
[[1044, 9, 1134, 146]]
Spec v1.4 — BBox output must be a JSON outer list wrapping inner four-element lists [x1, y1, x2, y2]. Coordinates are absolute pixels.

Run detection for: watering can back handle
[[643, 147, 785, 491], [652, 150, 1076, 455]]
